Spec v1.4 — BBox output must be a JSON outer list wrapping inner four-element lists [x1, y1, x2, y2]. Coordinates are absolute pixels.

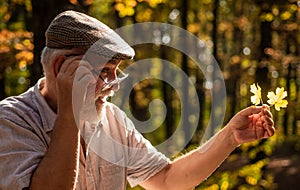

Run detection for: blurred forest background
[[0, 0, 300, 189]]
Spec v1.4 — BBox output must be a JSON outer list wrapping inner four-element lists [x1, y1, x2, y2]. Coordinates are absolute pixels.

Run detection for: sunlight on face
[[77, 54, 122, 122]]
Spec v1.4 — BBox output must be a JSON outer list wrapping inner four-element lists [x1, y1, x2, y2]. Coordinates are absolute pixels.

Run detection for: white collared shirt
[[0, 78, 169, 190]]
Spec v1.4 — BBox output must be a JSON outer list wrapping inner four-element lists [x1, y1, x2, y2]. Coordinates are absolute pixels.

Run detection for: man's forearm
[[29, 114, 81, 190], [166, 126, 237, 189], [145, 126, 237, 190]]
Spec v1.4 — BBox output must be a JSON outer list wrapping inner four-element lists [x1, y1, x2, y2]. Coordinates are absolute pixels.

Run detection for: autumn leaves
[[250, 83, 288, 111]]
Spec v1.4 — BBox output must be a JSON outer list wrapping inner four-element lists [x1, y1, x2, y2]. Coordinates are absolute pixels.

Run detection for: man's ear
[[53, 55, 65, 77]]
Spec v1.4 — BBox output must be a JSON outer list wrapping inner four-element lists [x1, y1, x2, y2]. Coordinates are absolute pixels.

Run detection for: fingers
[[239, 105, 272, 125], [56, 55, 97, 110], [241, 106, 265, 117], [246, 105, 275, 139], [262, 107, 273, 118], [263, 123, 275, 137], [59, 55, 83, 75], [261, 116, 275, 137], [75, 62, 97, 83], [258, 111, 275, 138], [255, 120, 275, 139], [260, 106, 275, 137], [73, 61, 98, 100], [59, 56, 97, 85], [262, 104, 270, 110], [260, 113, 274, 126], [245, 105, 273, 126]]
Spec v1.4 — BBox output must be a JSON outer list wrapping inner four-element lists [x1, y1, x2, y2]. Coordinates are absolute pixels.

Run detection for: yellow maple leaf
[[267, 87, 288, 111], [250, 83, 262, 105]]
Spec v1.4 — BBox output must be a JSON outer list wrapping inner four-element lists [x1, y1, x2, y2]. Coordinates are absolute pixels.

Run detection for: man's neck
[[39, 78, 58, 113]]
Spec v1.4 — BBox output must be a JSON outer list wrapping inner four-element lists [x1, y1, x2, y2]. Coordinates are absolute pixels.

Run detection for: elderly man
[[0, 10, 274, 190]]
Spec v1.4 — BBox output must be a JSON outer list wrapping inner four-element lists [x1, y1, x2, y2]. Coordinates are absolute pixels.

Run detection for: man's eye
[[98, 68, 111, 77], [101, 68, 110, 73]]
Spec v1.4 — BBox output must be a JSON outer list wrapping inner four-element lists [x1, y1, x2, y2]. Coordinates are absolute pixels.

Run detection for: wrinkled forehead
[[83, 52, 121, 68]]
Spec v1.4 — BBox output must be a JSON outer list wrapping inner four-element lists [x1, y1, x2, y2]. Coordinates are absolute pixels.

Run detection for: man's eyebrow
[[96, 65, 117, 72], [108, 59, 121, 65]]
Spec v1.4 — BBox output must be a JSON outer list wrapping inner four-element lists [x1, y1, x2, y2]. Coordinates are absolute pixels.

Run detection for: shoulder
[[0, 87, 42, 131], [0, 87, 36, 118]]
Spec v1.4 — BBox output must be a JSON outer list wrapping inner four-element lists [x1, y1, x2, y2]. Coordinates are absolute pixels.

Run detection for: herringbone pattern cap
[[46, 10, 135, 60]]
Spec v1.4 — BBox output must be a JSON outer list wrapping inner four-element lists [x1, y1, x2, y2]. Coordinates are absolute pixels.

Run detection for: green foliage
[[0, 0, 33, 98], [0, 0, 32, 30], [196, 138, 277, 190], [114, 0, 165, 18], [5, 65, 30, 96], [0, 29, 33, 97]]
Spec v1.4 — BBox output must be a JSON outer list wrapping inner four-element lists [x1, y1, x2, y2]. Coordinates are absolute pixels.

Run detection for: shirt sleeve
[[0, 117, 47, 190], [121, 114, 170, 187]]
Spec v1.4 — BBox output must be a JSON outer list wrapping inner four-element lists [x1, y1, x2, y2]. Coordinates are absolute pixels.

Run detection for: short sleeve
[[0, 117, 47, 190], [123, 117, 170, 187]]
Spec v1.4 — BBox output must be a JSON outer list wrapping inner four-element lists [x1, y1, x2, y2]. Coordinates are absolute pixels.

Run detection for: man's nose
[[107, 70, 117, 82], [111, 83, 120, 91]]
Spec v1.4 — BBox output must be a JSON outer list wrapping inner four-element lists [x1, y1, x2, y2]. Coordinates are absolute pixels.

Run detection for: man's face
[[93, 59, 121, 103], [74, 54, 123, 122], [84, 55, 121, 103]]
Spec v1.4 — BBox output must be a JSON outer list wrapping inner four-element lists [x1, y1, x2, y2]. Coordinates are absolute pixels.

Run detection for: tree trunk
[[0, 76, 5, 100], [255, 2, 272, 100], [209, 0, 220, 138], [180, 0, 192, 147]]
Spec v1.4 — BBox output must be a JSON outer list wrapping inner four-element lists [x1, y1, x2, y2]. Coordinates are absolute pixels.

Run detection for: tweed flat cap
[[45, 10, 135, 59]]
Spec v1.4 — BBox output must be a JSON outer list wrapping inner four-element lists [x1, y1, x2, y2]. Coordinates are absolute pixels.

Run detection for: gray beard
[[79, 90, 115, 123]]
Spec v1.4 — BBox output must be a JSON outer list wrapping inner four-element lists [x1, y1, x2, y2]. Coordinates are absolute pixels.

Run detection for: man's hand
[[56, 55, 98, 123], [227, 105, 275, 146], [30, 54, 95, 190], [56, 55, 83, 114], [73, 59, 99, 123]]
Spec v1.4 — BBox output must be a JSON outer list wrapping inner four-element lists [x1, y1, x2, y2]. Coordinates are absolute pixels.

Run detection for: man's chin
[[95, 96, 105, 103]]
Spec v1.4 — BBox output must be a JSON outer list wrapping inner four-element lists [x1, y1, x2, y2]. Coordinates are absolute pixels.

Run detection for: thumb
[[240, 106, 263, 117]]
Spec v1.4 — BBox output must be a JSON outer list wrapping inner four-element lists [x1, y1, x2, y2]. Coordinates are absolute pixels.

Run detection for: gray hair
[[40, 47, 74, 73]]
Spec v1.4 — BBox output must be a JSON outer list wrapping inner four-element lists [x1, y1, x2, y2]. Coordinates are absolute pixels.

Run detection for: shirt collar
[[33, 78, 56, 132]]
